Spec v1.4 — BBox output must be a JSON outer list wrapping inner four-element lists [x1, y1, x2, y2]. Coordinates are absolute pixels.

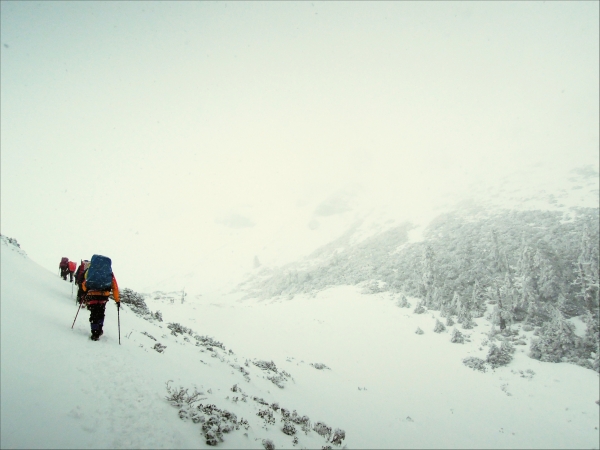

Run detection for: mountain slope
[[2, 235, 599, 449]]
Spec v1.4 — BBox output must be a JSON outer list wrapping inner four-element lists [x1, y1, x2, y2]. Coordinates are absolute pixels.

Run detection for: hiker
[[82, 255, 120, 341], [67, 260, 77, 283], [75, 259, 90, 305], [59, 257, 69, 280]]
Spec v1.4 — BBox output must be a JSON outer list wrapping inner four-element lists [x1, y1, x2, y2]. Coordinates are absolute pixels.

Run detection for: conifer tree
[[396, 294, 411, 308], [529, 307, 580, 363], [535, 249, 559, 303], [450, 327, 465, 344], [413, 300, 426, 314], [574, 225, 600, 313], [471, 280, 485, 318], [450, 292, 461, 318], [434, 319, 446, 333], [582, 311, 600, 372], [516, 244, 542, 324], [461, 308, 475, 329], [422, 245, 436, 308]]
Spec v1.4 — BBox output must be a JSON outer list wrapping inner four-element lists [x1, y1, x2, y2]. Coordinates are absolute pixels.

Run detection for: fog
[[1, 1, 598, 293]]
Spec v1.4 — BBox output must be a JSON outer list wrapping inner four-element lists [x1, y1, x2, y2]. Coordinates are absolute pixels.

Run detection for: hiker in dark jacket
[[74, 260, 90, 305], [82, 271, 120, 341], [59, 257, 69, 280]]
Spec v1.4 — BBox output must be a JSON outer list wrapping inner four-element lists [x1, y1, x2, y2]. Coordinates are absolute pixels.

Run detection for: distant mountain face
[[239, 164, 599, 297], [142, 163, 598, 298]]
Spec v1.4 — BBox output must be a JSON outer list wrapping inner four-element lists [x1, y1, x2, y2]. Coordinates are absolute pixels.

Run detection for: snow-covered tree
[[413, 300, 426, 314], [529, 308, 580, 363], [396, 294, 411, 308], [573, 225, 599, 313], [450, 328, 464, 344], [581, 311, 600, 372], [535, 249, 559, 303], [422, 245, 436, 307], [487, 341, 515, 368], [433, 319, 446, 333]]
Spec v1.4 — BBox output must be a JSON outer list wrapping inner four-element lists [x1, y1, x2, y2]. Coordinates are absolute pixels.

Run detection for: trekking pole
[[117, 303, 121, 345], [71, 282, 74, 298], [71, 300, 83, 329]]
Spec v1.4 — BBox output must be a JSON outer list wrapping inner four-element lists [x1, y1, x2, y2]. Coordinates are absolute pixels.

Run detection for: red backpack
[[68, 261, 76, 272]]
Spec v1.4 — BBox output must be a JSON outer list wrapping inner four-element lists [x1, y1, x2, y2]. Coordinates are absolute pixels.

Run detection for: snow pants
[[60, 267, 69, 280], [76, 285, 85, 304], [88, 300, 108, 337]]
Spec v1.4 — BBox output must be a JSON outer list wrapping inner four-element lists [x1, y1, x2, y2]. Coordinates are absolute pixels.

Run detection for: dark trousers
[[77, 285, 85, 304], [60, 267, 69, 280], [88, 302, 107, 335]]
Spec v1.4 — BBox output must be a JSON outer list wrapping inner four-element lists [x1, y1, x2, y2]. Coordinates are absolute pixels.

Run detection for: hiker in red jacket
[[67, 260, 77, 283]]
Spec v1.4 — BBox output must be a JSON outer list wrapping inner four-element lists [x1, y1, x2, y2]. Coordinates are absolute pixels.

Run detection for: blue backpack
[[86, 254, 113, 291]]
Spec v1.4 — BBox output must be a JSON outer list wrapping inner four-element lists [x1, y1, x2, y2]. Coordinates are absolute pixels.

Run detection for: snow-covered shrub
[[450, 328, 464, 344], [310, 363, 330, 370], [141, 331, 157, 341], [522, 324, 534, 332], [262, 439, 275, 450], [120, 288, 150, 314], [194, 335, 226, 351], [413, 300, 426, 314], [415, 327, 424, 335], [2, 235, 21, 248], [396, 294, 411, 308], [331, 428, 346, 446], [313, 421, 332, 440], [487, 341, 515, 368], [254, 360, 278, 372], [267, 373, 287, 389], [153, 343, 167, 353], [257, 409, 276, 425], [289, 411, 310, 427], [254, 396, 269, 405], [165, 381, 204, 407], [463, 356, 487, 372], [446, 316, 455, 327], [282, 422, 297, 435], [434, 319, 446, 333], [167, 322, 193, 336]]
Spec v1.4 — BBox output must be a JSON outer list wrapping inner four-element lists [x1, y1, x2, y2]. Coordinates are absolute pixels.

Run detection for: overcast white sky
[[1, 1, 598, 292]]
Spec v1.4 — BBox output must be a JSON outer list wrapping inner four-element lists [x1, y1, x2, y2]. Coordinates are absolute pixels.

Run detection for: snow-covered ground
[[2, 236, 598, 449]]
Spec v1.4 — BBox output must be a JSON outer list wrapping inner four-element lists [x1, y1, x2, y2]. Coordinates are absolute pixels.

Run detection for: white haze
[[1, 1, 598, 294]]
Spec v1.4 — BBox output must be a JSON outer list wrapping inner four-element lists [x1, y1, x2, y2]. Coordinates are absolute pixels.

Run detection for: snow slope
[[1, 236, 599, 449]]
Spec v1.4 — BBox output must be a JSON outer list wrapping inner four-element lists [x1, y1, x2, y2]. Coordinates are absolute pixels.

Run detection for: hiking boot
[[91, 334, 99, 341]]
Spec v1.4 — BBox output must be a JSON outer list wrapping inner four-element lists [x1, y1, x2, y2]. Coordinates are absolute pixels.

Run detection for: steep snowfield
[[1, 236, 599, 449]]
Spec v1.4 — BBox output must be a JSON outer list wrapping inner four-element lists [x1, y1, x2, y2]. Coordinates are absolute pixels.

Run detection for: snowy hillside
[[2, 235, 599, 449]]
